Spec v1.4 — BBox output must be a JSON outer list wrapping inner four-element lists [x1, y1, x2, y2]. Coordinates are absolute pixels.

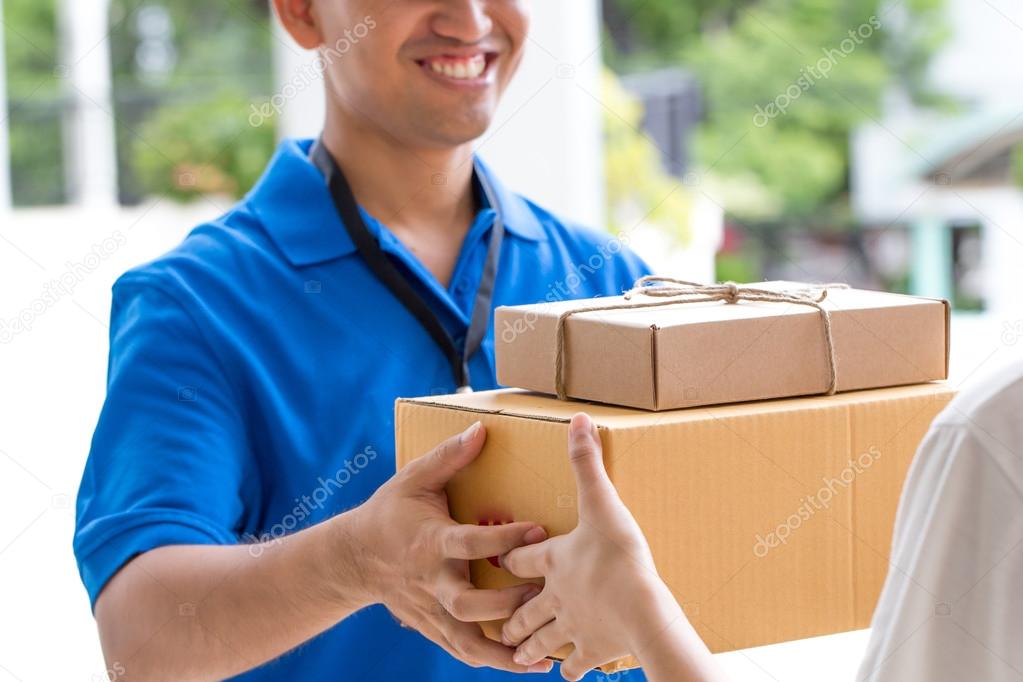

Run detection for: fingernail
[[501, 631, 513, 646], [460, 421, 481, 444], [521, 584, 541, 604], [527, 662, 552, 673], [523, 526, 546, 544], [570, 413, 591, 438], [513, 650, 528, 665]]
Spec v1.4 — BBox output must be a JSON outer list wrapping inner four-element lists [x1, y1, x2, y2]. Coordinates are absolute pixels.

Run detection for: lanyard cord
[[309, 139, 505, 391]]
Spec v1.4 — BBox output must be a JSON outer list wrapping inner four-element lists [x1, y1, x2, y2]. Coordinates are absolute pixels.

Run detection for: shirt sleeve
[[856, 420, 1023, 681], [73, 277, 250, 608]]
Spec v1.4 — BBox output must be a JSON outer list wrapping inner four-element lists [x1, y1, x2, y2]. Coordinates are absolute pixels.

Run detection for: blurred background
[[2, 0, 1023, 679]]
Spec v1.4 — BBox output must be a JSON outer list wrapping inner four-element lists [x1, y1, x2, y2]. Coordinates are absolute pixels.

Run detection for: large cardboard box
[[395, 383, 955, 672], [495, 284, 950, 410]]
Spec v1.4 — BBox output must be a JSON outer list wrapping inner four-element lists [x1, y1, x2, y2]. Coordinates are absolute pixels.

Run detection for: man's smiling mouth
[[416, 52, 498, 83]]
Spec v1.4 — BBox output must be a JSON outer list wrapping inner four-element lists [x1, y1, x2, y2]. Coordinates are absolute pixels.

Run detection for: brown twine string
[[553, 276, 849, 401]]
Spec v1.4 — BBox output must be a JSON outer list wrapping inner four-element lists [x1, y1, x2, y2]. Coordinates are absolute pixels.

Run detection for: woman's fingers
[[501, 588, 556, 645], [559, 647, 603, 681], [567, 413, 619, 513], [500, 538, 551, 578], [513, 620, 571, 667]]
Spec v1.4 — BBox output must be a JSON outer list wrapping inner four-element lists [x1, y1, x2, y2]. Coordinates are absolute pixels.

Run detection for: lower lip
[[416, 57, 497, 91]]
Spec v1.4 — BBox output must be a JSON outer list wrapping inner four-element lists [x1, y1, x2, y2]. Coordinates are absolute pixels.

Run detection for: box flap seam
[[397, 399, 575, 424], [650, 325, 660, 410]]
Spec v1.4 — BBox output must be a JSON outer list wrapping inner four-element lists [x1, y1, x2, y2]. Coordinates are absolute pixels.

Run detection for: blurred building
[[621, 68, 702, 177], [619, 67, 722, 282], [851, 0, 1023, 316], [0, 1, 609, 227]]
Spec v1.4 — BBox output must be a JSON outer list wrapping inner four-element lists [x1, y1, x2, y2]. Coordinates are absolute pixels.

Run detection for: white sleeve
[[856, 419, 1023, 682]]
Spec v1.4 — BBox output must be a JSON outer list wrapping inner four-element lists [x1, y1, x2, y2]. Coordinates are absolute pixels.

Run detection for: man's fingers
[[436, 611, 552, 673], [512, 620, 571, 667], [440, 521, 546, 560], [437, 575, 542, 623], [500, 540, 551, 579], [501, 588, 555, 646], [404, 421, 486, 491], [567, 413, 617, 509]]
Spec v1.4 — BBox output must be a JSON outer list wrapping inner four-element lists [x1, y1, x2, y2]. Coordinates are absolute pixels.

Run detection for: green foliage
[[3, 0, 275, 204], [602, 70, 691, 243], [3, 0, 65, 205], [108, 0, 275, 202], [133, 91, 275, 201], [715, 250, 761, 282], [602, 0, 755, 68], [108, 0, 273, 93], [3, 0, 59, 94], [604, 0, 949, 221]]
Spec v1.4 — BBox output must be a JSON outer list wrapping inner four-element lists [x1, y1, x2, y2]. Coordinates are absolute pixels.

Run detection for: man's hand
[[91, 421, 553, 681], [350, 421, 554, 674], [499, 414, 725, 682]]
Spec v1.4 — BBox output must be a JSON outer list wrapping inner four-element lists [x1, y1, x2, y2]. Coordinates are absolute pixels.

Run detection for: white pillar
[[271, 21, 325, 139], [477, 0, 606, 229], [59, 0, 119, 207], [979, 190, 1023, 318], [0, 0, 11, 211]]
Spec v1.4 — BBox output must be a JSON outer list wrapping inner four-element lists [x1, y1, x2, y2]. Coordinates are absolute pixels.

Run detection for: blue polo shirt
[[74, 138, 651, 681]]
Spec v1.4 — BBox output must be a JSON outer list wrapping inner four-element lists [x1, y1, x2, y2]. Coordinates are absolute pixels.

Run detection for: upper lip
[[412, 44, 502, 61]]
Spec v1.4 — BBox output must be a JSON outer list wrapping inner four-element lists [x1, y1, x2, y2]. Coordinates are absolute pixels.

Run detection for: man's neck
[[320, 111, 478, 236]]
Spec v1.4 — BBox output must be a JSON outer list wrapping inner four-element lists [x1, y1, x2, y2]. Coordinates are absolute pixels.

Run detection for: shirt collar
[[246, 138, 546, 268]]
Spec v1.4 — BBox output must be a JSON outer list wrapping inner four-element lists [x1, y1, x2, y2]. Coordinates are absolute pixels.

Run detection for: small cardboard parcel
[[396, 382, 955, 673], [495, 282, 950, 411]]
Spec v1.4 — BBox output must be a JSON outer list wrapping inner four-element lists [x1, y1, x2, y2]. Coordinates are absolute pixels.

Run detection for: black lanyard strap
[[309, 138, 504, 391]]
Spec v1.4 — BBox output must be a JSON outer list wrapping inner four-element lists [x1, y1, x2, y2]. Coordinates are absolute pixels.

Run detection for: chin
[[418, 108, 496, 147]]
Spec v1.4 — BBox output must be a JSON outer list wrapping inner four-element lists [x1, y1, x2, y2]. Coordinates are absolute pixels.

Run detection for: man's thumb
[[406, 421, 485, 490]]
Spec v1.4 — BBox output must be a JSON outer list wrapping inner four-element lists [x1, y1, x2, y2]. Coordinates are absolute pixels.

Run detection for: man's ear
[[271, 0, 323, 49]]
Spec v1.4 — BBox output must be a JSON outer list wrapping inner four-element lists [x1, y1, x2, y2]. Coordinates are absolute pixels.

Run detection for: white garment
[[857, 360, 1023, 681]]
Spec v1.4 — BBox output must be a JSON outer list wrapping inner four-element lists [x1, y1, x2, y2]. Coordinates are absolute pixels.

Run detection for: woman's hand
[[499, 413, 727, 682]]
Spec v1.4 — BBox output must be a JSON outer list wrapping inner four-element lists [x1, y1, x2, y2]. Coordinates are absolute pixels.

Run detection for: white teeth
[[466, 57, 485, 78], [426, 54, 487, 80]]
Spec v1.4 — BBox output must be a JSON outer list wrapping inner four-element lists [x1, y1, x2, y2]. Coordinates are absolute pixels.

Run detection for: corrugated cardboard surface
[[495, 285, 950, 410], [395, 384, 955, 671]]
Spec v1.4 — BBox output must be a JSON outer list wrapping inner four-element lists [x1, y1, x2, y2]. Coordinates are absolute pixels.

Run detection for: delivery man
[[72, 1, 649, 680]]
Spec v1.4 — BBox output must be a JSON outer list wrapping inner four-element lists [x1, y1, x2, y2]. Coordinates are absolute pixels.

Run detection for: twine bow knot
[[554, 276, 849, 402]]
